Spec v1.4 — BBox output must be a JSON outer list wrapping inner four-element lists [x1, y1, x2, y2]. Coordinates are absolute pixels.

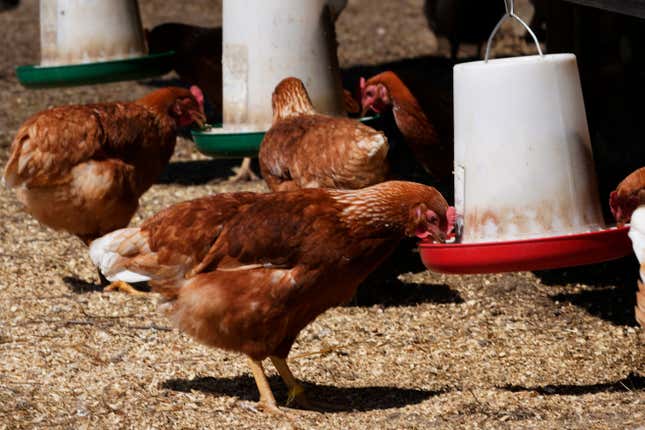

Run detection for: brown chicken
[[610, 166, 645, 226], [259, 77, 389, 192], [3, 86, 205, 293], [90, 180, 455, 413], [360, 71, 453, 182], [610, 167, 645, 327]]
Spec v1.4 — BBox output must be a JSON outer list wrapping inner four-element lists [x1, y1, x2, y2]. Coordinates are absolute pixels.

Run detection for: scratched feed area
[[0, 0, 643, 429]]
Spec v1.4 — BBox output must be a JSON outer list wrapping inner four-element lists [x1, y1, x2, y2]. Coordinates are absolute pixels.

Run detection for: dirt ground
[[0, 1, 643, 429]]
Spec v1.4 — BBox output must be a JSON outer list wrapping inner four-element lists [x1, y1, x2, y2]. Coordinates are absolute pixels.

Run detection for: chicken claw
[[228, 158, 260, 182], [270, 356, 338, 412], [104, 280, 147, 296]]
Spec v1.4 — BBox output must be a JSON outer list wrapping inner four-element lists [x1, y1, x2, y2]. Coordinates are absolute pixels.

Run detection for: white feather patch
[[629, 206, 645, 266], [105, 270, 151, 283], [89, 228, 151, 283], [356, 133, 387, 158]]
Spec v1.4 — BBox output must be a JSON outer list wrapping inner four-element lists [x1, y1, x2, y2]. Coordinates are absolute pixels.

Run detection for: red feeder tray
[[419, 226, 632, 274]]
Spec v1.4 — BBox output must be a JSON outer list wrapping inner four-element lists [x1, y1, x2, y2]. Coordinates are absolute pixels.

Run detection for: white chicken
[[628, 206, 645, 326]]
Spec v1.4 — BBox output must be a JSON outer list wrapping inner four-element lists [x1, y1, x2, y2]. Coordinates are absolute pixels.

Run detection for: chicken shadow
[[63, 276, 103, 294], [533, 256, 640, 326], [351, 239, 463, 307], [162, 375, 444, 412], [351, 280, 463, 308], [502, 372, 644, 396], [62, 276, 151, 295], [159, 158, 260, 185]]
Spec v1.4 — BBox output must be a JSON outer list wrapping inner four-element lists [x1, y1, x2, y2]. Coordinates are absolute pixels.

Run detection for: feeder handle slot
[[484, 0, 544, 62]]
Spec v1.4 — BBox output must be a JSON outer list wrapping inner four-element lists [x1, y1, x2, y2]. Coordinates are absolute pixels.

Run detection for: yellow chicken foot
[[247, 357, 283, 415], [270, 356, 338, 411], [228, 157, 260, 182], [104, 280, 147, 296]]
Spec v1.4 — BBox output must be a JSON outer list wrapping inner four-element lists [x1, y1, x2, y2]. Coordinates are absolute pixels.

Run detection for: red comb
[[189, 85, 204, 107], [446, 206, 457, 236]]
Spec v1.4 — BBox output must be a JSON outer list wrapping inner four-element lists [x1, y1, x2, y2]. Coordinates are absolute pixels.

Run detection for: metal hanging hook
[[485, 0, 543, 62]]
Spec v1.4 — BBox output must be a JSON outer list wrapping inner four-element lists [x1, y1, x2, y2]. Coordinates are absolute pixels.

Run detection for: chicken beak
[[432, 230, 447, 244], [191, 110, 207, 128]]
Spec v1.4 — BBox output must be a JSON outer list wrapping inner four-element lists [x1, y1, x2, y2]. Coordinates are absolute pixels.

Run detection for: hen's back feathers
[[260, 77, 389, 191], [260, 115, 388, 191], [2, 87, 203, 242], [4, 102, 174, 194]]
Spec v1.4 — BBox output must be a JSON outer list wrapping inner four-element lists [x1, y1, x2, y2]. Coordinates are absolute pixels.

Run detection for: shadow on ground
[[351, 280, 463, 308], [551, 284, 638, 326], [533, 255, 639, 288], [159, 158, 258, 185], [163, 375, 444, 412], [351, 239, 463, 307], [63, 276, 103, 294], [63, 276, 151, 295], [502, 372, 644, 396], [534, 256, 639, 326]]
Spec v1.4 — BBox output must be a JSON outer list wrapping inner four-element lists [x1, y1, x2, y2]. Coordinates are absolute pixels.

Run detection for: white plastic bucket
[[453, 5, 606, 243], [221, 0, 346, 131], [40, 0, 146, 66]]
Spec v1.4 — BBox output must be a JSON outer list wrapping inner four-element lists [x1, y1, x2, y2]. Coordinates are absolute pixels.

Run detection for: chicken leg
[[247, 357, 283, 415], [270, 356, 338, 411], [97, 270, 146, 296], [104, 280, 147, 296], [228, 157, 260, 182]]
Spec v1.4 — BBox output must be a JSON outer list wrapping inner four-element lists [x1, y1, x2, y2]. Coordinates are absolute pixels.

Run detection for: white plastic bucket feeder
[[40, 0, 146, 66], [192, 0, 348, 157], [16, 0, 174, 88], [419, 0, 632, 274], [223, 0, 345, 130]]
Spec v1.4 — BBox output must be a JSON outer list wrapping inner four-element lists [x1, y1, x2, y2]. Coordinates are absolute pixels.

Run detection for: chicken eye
[[428, 216, 439, 225], [366, 89, 374, 97]]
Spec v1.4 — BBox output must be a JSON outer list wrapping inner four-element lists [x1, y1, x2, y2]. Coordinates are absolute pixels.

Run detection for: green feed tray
[[16, 51, 175, 88], [192, 115, 381, 159], [192, 125, 265, 159]]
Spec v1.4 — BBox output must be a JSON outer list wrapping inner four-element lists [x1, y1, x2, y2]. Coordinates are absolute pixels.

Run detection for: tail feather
[[3, 132, 29, 188], [89, 228, 152, 283]]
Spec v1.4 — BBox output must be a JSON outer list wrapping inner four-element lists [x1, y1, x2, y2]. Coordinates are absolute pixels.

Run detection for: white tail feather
[[89, 228, 151, 283]]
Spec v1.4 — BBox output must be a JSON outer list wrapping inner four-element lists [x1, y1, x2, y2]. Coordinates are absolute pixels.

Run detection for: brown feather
[[3, 87, 201, 241], [363, 71, 453, 180], [260, 77, 389, 191], [610, 166, 645, 225]]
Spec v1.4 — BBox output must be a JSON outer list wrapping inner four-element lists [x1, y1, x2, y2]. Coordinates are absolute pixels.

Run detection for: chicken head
[[170, 85, 207, 128], [408, 203, 455, 242], [360, 77, 391, 116]]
